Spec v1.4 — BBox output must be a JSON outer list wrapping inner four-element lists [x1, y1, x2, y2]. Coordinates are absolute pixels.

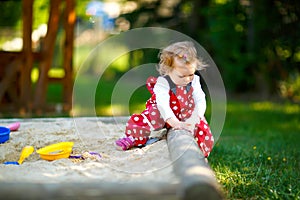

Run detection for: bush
[[279, 72, 300, 103]]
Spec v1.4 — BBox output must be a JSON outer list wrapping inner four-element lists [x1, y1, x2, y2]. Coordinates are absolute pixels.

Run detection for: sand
[[0, 117, 179, 185]]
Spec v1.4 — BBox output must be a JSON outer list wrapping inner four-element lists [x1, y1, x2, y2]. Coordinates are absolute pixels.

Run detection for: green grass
[[72, 74, 151, 116], [209, 101, 300, 199]]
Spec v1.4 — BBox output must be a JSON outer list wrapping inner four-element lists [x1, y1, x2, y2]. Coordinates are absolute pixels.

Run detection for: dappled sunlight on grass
[[251, 101, 275, 111], [251, 101, 300, 114], [110, 53, 130, 72], [210, 101, 299, 199], [283, 104, 300, 114], [96, 104, 127, 116], [48, 68, 65, 78], [223, 101, 300, 136], [31, 68, 65, 83], [71, 105, 95, 116], [213, 165, 253, 196], [31, 68, 39, 83], [95, 103, 147, 116], [129, 103, 148, 114]]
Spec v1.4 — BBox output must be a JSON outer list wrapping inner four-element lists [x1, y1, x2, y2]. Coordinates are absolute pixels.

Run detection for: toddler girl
[[115, 41, 214, 157]]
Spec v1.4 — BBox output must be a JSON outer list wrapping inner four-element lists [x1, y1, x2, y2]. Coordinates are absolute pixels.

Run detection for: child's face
[[170, 56, 196, 86]]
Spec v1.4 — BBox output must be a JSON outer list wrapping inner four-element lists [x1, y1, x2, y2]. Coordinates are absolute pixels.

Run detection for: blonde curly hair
[[157, 41, 206, 75]]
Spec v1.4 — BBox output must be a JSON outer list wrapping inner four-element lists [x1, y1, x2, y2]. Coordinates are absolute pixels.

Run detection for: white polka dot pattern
[[123, 76, 213, 157]]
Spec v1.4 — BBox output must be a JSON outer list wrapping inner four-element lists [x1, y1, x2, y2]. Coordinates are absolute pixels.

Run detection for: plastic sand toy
[[4, 146, 34, 165], [0, 122, 20, 144], [36, 142, 74, 161], [69, 151, 101, 162], [7, 122, 20, 131], [0, 126, 10, 144]]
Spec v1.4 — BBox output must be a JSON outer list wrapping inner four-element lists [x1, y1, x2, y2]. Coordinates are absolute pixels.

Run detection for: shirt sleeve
[[192, 75, 206, 119], [153, 76, 177, 121]]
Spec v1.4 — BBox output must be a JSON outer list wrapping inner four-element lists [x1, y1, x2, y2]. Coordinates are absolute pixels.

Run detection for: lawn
[[209, 101, 300, 199]]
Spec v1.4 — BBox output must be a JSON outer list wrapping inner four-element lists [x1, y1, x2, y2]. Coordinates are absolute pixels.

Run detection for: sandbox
[[0, 117, 223, 199]]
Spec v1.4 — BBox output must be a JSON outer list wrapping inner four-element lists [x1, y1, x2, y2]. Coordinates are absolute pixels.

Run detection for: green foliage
[[2, 0, 299, 96], [279, 72, 300, 103], [210, 101, 300, 199], [178, 0, 299, 93], [0, 0, 22, 27], [32, 0, 49, 29], [95, 71, 151, 116], [75, 0, 91, 21], [200, 0, 299, 93], [205, 1, 255, 91]]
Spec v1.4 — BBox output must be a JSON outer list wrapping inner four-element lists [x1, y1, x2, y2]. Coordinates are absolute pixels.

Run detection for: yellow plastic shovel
[[4, 146, 34, 165]]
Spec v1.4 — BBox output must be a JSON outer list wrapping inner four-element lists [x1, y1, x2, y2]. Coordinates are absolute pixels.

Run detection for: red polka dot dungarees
[[125, 76, 214, 157]]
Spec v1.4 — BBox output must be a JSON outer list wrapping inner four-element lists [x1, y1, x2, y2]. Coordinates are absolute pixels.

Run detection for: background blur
[[0, 0, 299, 117], [1, 1, 299, 199]]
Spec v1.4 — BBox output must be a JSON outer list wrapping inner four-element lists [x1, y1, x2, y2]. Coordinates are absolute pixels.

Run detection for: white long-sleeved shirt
[[153, 74, 206, 122]]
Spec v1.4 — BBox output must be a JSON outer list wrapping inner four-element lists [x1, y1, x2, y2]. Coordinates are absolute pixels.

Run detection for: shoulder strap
[[164, 75, 194, 94], [164, 75, 177, 95]]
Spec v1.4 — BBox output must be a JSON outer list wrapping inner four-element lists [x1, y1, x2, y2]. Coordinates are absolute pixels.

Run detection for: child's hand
[[180, 122, 194, 134], [166, 118, 193, 133]]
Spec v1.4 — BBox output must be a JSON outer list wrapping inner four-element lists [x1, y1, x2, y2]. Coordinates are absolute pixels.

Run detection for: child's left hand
[[167, 117, 194, 135], [178, 121, 194, 134]]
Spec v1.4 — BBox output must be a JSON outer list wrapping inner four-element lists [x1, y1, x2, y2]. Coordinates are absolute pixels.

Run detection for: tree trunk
[[34, 0, 61, 111], [20, 0, 33, 112]]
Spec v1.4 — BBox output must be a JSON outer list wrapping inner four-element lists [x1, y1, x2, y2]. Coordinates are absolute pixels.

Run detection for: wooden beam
[[0, 182, 178, 200], [20, 0, 34, 111], [0, 59, 22, 103], [167, 129, 224, 200], [0, 51, 42, 61], [0, 51, 22, 57], [63, 0, 75, 112]]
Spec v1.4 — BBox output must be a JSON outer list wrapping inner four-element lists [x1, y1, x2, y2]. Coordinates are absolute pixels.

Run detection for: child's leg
[[194, 118, 214, 157], [124, 113, 152, 147], [116, 103, 165, 150]]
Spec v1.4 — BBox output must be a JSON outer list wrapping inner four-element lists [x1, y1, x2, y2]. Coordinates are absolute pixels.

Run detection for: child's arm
[[166, 117, 193, 133], [154, 77, 193, 132], [153, 77, 177, 121], [192, 75, 206, 119]]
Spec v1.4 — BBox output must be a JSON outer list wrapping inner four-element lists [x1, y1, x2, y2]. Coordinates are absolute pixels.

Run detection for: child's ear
[[164, 55, 173, 67]]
